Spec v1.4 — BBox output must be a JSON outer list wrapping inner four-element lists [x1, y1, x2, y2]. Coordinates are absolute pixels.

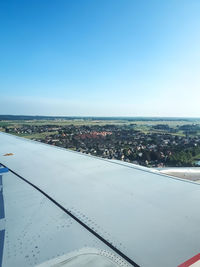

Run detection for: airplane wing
[[0, 132, 200, 267]]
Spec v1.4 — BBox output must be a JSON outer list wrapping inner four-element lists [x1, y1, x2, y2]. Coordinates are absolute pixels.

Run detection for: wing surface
[[0, 132, 200, 267]]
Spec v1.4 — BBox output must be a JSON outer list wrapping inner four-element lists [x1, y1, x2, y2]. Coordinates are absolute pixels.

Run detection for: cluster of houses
[[5, 123, 200, 167]]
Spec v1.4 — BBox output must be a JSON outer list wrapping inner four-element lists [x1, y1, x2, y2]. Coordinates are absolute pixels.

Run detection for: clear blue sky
[[0, 0, 200, 117]]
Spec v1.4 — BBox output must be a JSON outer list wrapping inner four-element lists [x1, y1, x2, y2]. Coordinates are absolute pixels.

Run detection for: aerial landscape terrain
[[1, 115, 200, 168], [1, 0, 200, 266]]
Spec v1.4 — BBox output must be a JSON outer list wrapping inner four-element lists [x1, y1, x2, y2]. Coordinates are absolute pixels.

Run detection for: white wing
[[0, 132, 200, 267]]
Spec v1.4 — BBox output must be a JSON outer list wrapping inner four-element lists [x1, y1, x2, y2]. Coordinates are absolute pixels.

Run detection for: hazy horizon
[[1, 0, 200, 117], [1, 114, 200, 120]]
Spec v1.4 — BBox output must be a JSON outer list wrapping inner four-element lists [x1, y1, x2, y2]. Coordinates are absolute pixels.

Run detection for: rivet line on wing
[[0, 162, 140, 267]]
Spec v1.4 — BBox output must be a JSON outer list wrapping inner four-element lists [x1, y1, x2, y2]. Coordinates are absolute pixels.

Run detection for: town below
[[1, 117, 200, 168]]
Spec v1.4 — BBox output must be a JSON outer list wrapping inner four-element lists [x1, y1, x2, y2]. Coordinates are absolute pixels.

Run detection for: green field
[[10, 131, 59, 140], [0, 119, 132, 128], [1, 118, 200, 127]]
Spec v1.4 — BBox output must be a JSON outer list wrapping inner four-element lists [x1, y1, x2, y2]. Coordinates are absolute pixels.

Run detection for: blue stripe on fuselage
[[0, 168, 8, 174], [0, 176, 4, 219], [0, 230, 5, 266]]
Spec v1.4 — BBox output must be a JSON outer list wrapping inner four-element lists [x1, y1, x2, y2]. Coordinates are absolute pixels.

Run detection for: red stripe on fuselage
[[178, 253, 200, 267]]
